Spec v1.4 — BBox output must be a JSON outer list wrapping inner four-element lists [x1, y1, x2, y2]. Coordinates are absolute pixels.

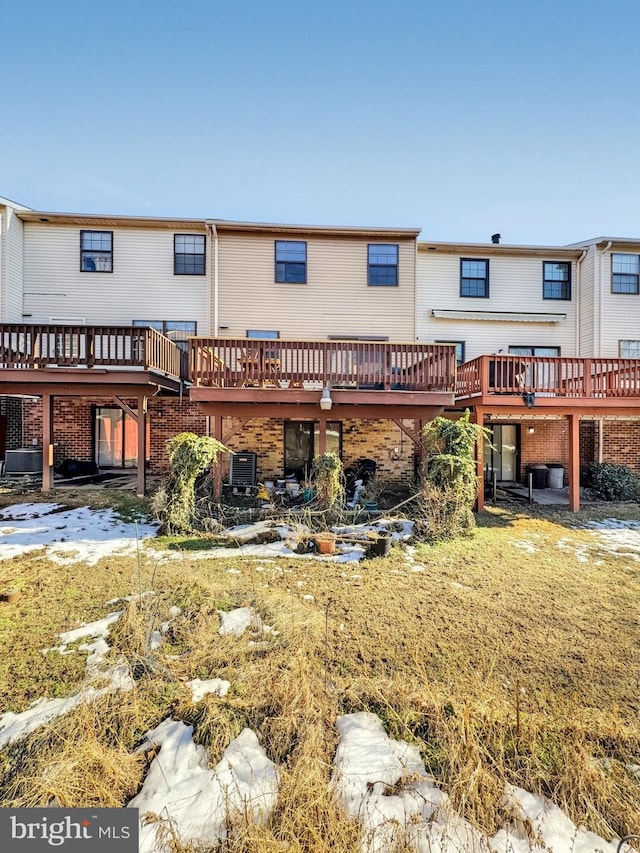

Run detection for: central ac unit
[[229, 452, 257, 486]]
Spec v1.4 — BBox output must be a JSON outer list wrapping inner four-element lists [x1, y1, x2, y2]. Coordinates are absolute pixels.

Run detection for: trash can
[[547, 464, 565, 489], [528, 464, 549, 489]]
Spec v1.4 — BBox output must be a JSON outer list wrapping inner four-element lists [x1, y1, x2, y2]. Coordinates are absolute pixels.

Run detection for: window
[[543, 261, 571, 300], [508, 346, 560, 357], [284, 421, 342, 481], [619, 340, 640, 358], [174, 234, 205, 275], [80, 230, 112, 272], [275, 241, 306, 283], [460, 259, 489, 297], [612, 253, 640, 294], [133, 320, 196, 351], [436, 340, 465, 365], [247, 329, 280, 339], [368, 244, 398, 286]]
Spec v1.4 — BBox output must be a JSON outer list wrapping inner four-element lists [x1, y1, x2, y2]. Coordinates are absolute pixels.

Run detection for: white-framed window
[[543, 261, 571, 300], [612, 254, 640, 294], [80, 230, 113, 272], [174, 234, 205, 275], [619, 340, 640, 358]]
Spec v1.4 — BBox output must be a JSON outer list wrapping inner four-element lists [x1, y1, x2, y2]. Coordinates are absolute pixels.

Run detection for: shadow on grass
[[154, 536, 229, 552]]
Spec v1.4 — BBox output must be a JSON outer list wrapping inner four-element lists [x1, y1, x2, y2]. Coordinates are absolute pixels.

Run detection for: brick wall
[[601, 421, 640, 473], [0, 397, 23, 451]]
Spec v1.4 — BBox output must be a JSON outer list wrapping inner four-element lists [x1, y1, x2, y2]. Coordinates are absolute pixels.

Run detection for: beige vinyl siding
[[416, 251, 577, 360], [599, 247, 640, 357], [22, 224, 209, 331], [216, 232, 416, 340], [577, 245, 595, 356], [0, 207, 25, 322]]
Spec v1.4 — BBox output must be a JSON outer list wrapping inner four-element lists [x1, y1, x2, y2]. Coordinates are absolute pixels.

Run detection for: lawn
[[0, 494, 638, 852]]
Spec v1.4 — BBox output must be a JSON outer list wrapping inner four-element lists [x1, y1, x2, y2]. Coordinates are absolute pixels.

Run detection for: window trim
[[275, 240, 307, 284], [367, 243, 399, 287], [611, 253, 640, 295], [80, 230, 113, 273], [460, 258, 489, 298], [436, 340, 465, 365], [542, 260, 571, 301], [174, 233, 206, 276]]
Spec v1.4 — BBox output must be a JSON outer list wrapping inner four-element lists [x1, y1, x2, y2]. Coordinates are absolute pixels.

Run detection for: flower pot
[[317, 535, 336, 555], [367, 535, 391, 558], [2, 589, 21, 603]]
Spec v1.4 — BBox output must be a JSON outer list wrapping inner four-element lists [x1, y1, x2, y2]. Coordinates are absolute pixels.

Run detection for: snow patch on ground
[[128, 718, 278, 853], [331, 712, 626, 853], [188, 678, 230, 702]]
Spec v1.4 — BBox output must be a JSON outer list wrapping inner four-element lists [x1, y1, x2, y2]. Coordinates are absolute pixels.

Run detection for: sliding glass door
[[95, 407, 146, 468], [284, 421, 341, 480]]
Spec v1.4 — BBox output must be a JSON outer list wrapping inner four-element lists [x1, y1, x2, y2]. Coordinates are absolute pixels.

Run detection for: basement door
[[94, 407, 149, 468], [284, 421, 341, 480], [484, 424, 518, 482]]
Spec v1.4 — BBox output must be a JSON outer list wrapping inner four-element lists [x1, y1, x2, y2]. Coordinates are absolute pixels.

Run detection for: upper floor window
[[619, 340, 640, 358], [509, 346, 560, 357], [174, 234, 205, 275], [436, 340, 465, 365], [368, 244, 398, 286], [612, 253, 640, 294], [275, 240, 306, 283], [133, 319, 196, 350], [543, 261, 571, 300], [247, 329, 279, 339], [80, 230, 112, 272], [460, 259, 489, 297]]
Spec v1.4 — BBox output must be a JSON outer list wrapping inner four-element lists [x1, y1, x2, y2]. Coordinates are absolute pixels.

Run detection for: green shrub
[[581, 462, 640, 502]]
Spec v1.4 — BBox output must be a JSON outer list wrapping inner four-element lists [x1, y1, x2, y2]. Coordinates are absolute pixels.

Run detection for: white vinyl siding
[[416, 251, 577, 360], [1, 207, 25, 322], [577, 245, 595, 356], [22, 223, 209, 331], [217, 232, 416, 340], [600, 247, 640, 357]]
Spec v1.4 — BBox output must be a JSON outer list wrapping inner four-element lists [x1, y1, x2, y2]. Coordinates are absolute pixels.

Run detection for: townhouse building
[[2, 193, 640, 510]]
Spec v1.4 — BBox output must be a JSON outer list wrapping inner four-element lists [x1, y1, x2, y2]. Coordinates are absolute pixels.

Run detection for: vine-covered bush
[[313, 451, 344, 512], [418, 412, 487, 541], [581, 462, 640, 502], [153, 432, 229, 533]]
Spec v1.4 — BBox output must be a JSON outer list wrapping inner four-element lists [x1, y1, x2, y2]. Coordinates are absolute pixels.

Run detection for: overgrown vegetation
[[153, 432, 229, 533], [1, 505, 639, 848], [582, 462, 640, 502], [312, 451, 345, 514], [418, 411, 487, 541]]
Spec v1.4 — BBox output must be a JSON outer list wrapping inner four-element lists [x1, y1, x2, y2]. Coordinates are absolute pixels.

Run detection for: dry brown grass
[[0, 501, 639, 850]]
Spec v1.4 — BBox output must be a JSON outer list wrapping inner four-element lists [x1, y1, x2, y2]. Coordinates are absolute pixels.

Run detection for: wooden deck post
[[568, 413, 580, 512], [42, 392, 54, 493], [136, 395, 147, 497], [474, 407, 485, 512], [318, 418, 327, 455], [212, 415, 223, 501]]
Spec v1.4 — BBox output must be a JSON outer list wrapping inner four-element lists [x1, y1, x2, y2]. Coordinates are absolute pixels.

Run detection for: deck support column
[[318, 417, 327, 455], [568, 413, 580, 512], [474, 407, 485, 512], [212, 415, 223, 501], [42, 392, 54, 493], [137, 394, 147, 497]]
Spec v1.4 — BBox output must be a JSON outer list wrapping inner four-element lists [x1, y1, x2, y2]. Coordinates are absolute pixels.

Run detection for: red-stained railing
[[456, 354, 640, 399], [0, 325, 187, 380], [191, 338, 457, 392]]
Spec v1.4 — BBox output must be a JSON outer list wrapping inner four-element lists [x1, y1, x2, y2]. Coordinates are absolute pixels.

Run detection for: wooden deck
[[190, 337, 456, 394], [456, 354, 640, 408], [0, 324, 188, 382]]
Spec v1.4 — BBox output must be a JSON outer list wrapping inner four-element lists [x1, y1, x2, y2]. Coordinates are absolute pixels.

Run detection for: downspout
[[575, 248, 587, 356], [205, 221, 219, 337], [598, 241, 612, 357], [413, 239, 418, 341]]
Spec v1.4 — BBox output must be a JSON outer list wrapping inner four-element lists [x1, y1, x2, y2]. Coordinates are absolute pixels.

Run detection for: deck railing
[[191, 337, 457, 392], [0, 325, 187, 380], [456, 354, 640, 399]]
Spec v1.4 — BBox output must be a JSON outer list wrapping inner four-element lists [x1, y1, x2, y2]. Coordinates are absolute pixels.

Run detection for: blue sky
[[3, 0, 640, 243]]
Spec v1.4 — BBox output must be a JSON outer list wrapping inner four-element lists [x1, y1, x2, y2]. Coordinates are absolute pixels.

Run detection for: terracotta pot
[[3, 589, 21, 603], [317, 536, 336, 555]]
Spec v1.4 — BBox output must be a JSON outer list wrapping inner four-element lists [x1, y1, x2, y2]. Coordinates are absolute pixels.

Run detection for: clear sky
[[3, 0, 640, 244]]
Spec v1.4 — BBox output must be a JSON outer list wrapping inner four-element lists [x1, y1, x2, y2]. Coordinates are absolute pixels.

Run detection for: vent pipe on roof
[[491, 233, 501, 244]]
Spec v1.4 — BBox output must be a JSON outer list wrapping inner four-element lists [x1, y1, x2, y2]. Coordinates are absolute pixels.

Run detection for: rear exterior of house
[[2, 194, 640, 510]]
